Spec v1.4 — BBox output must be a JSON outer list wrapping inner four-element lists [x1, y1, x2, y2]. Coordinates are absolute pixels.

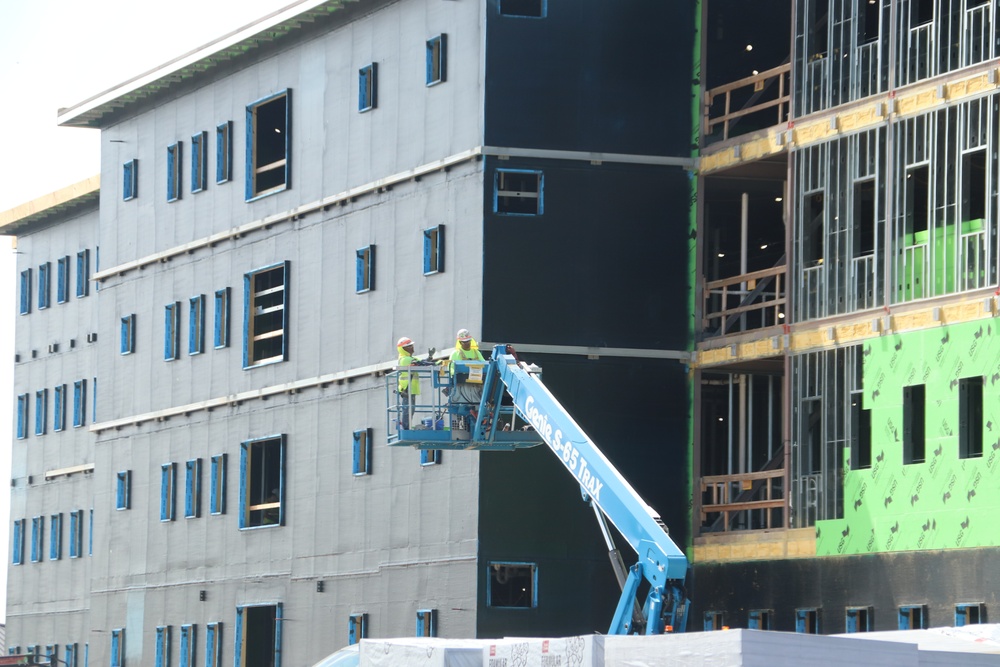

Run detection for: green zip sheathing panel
[[816, 318, 1000, 555]]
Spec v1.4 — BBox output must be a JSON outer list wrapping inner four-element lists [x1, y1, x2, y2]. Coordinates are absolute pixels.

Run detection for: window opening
[[116, 471, 131, 510], [487, 562, 537, 608], [53, 384, 66, 432], [164, 302, 180, 361], [499, 0, 546, 17], [795, 608, 821, 634], [903, 384, 926, 464], [850, 391, 871, 469], [423, 226, 444, 275], [703, 611, 725, 631], [38, 261, 51, 309], [962, 149, 987, 223], [121, 314, 136, 355], [180, 624, 195, 667], [862, 0, 880, 42], [899, 604, 926, 629], [155, 626, 171, 667], [214, 287, 230, 349], [235, 604, 281, 667], [359, 63, 377, 112], [35, 389, 47, 436], [416, 609, 437, 637], [12, 519, 23, 565], [803, 192, 824, 266], [846, 606, 873, 632], [356, 245, 375, 293], [217, 121, 233, 184], [748, 609, 772, 630], [16, 394, 28, 439], [76, 249, 90, 298], [348, 613, 367, 645], [123, 159, 138, 201], [246, 90, 290, 199], [189, 295, 205, 355], [854, 180, 876, 256], [426, 35, 447, 85], [167, 141, 182, 202], [192, 131, 208, 193], [956, 603, 986, 626], [495, 169, 543, 215], [30, 516, 43, 563], [186, 458, 202, 518], [421, 448, 441, 466], [57, 256, 70, 304], [240, 435, 284, 528], [914, 0, 933, 25], [161, 462, 177, 522], [19, 268, 31, 315], [210, 454, 227, 515], [110, 628, 124, 667], [905, 165, 930, 237], [69, 509, 83, 558], [353, 428, 372, 476], [73, 379, 87, 428], [244, 263, 288, 367], [206, 622, 222, 667], [959, 377, 984, 458]]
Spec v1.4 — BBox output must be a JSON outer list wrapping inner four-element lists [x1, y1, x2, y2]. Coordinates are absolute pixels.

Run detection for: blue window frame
[[73, 379, 87, 428], [416, 609, 436, 637], [89, 509, 94, 556], [359, 63, 377, 112], [120, 314, 135, 355], [123, 159, 138, 201], [110, 628, 124, 667], [426, 34, 447, 86], [420, 448, 440, 466], [30, 516, 43, 563], [356, 245, 375, 293], [191, 131, 208, 193], [185, 458, 202, 518], [795, 607, 820, 634], [748, 609, 772, 630], [12, 519, 24, 565], [64, 644, 78, 667], [155, 626, 171, 667], [167, 141, 182, 202], [352, 428, 371, 476], [16, 393, 28, 440], [49, 513, 62, 560], [164, 302, 180, 361], [69, 509, 83, 558], [189, 295, 205, 355], [57, 256, 70, 304], [423, 225, 444, 275], [499, 0, 547, 17], [210, 454, 226, 515], [956, 603, 985, 626], [899, 604, 926, 629], [235, 604, 282, 667], [180, 624, 195, 667], [35, 389, 48, 436], [348, 613, 367, 645], [239, 435, 285, 529], [845, 606, 872, 633], [92, 376, 98, 424], [38, 261, 51, 309], [205, 622, 222, 667], [53, 384, 66, 432], [217, 121, 233, 184], [116, 470, 131, 511], [243, 262, 289, 368], [76, 249, 91, 298], [45, 646, 58, 662], [487, 562, 538, 608], [495, 169, 544, 215], [246, 89, 291, 200], [214, 288, 230, 349], [161, 462, 177, 522], [19, 268, 31, 314]]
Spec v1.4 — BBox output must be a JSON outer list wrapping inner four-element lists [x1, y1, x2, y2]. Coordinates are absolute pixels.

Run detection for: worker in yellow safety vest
[[449, 329, 485, 419], [396, 337, 419, 429]]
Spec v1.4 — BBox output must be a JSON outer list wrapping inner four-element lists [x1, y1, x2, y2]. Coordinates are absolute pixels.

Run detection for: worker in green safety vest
[[396, 336, 419, 429], [449, 329, 485, 422]]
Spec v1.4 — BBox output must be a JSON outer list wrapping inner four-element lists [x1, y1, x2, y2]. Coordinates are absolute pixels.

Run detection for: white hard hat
[[456, 328, 472, 342], [397, 337, 414, 348]]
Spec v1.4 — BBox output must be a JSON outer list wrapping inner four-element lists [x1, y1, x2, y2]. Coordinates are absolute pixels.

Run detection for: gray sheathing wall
[[8, 206, 99, 655]]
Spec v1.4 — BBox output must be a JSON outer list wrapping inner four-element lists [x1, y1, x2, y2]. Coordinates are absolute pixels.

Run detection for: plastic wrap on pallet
[[484, 635, 604, 667], [360, 637, 486, 667]]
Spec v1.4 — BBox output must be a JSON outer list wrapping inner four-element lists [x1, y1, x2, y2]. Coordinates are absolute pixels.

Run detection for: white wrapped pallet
[[484, 635, 605, 667], [360, 637, 487, 667]]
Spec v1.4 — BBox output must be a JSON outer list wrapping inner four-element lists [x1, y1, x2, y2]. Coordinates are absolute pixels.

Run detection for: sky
[[0, 0, 298, 623]]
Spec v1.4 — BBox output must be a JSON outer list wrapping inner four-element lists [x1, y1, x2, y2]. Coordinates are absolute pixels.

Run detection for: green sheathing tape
[[817, 319, 1000, 556]]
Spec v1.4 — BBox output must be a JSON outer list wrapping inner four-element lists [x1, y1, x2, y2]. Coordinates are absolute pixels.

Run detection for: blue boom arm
[[473, 345, 689, 634]]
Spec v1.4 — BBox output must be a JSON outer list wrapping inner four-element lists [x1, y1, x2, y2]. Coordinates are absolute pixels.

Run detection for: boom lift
[[387, 344, 689, 634]]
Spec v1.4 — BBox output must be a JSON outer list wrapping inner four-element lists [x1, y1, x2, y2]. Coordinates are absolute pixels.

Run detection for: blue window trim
[[35, 389, 48, 436], [89, 509, 93, 556], [210, 454, 227, 515], [116, 471, 131, 510], [356, 245, 375, 293], [420, 448, 441, 466], [359, 63, 377, 112], [49, 513, 62, 561], [180, 624, 195, 667], [53, 384, 66, 432], [494, 168, 544, 216], [12, 519, 24, 565], [110, 628, 124, 667], [422, 225, 445, 275], [185, 458, 202, 518], [845, 606, 872, 633], [192, 131, 208, 194], [348, 613, 367, 645], [16, 393, 28, 440], [30, 516, 43, 563], [217, 121, 233, 184], [748, 609, 771, 630], [956, 602, 984, 626], [155, 626, 171, 667], [214, 288, 231, 349], [239, 434, 286, 530], [92, 376, 98, 424], [205, 622, 222, 667], [235, 604, 282, 667], [898, 604, 926, 630], [64, 644, 77, 667], [189, 295, 206, 355], [57, 256, 70, 304], [76, 249, 91, 298], [245, 89, 292, 201], [164, 302, 180, 361], [167, 141, 182, 202], [19, 268, 31, 315], [486, 561, 539, 608], [161, 462, 177, 522], [243, 261, 289, 369], [69, 509, 83, 559], [426, 34, 447, 86], [352, 428, 372, 476], [795, 607, 820, 634], [120, 315, 136, 355], [73, 379, 87, 428], [415, 609, 437, 637], [38, 261, 51, 310], [498, 0, 548, 17], [123, 159, 138, 201]]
